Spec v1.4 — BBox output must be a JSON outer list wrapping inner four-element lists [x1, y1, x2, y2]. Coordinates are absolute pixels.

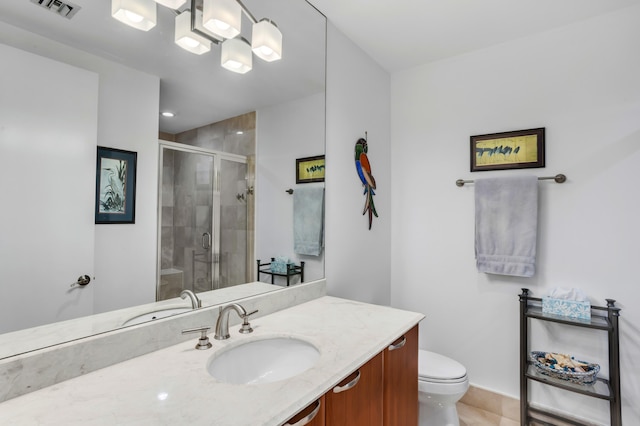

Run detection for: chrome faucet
[[214, 303, 258, 340], [180, 289, 201, 309]]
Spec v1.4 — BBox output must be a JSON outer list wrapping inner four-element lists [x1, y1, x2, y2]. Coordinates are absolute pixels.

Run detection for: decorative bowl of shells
[[530, 351, 600, 385]]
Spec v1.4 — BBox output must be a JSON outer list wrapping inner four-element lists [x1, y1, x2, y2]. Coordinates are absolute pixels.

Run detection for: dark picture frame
[[95, 146, 137, 224], [296, 155, 325, 184], [470, 127, 545, 172]]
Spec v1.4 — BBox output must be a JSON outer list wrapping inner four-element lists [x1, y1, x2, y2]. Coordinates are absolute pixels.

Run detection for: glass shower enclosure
[[157, 142, 251, 300]]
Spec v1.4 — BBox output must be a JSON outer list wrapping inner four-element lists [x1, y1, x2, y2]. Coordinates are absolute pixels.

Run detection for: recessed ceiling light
[[161, 111, 175, 117], [236, 130, 244, 135]]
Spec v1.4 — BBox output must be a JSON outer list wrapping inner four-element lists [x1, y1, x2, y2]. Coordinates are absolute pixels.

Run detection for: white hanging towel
[[475, 175, 538, 277]]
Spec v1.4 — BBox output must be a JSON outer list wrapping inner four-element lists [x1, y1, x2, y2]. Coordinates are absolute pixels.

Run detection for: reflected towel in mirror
[[293, 187, 324, 256]]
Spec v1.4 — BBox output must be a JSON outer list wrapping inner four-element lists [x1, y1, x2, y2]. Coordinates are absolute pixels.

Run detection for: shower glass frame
[[156, 140, 250, 301]]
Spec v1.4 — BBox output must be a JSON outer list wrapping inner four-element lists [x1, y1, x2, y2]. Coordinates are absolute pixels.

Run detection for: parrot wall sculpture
[[355, 135, 378, 229]]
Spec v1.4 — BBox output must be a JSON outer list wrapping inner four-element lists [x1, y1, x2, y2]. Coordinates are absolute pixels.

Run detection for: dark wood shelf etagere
[[519, 288, 621, 426]]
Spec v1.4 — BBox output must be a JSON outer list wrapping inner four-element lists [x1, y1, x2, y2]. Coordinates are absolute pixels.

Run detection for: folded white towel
[[475, 176, 538, 277]]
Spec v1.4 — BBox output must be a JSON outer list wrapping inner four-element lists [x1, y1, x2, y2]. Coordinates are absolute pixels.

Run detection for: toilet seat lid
[[418, 350, 467, 381]]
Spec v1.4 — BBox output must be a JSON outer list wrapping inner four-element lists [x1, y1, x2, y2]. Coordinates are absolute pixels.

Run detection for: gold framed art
[[296, 155, 325, 183], [470, 128, 545, 172]]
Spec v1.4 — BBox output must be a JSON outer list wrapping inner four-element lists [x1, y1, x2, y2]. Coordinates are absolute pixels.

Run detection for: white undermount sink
[[122, 307, 192, 326], [207, 337, 320, 385]]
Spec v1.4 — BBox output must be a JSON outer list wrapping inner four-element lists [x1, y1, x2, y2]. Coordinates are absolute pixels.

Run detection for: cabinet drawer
[[325, 352, 383, 426], [383, 325, 418, 426]]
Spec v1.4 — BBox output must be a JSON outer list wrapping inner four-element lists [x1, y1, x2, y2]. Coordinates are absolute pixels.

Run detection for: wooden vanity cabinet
[[383, 325, 418, 426], [325, 351, 384, 426], [285, 325, 418, 426]]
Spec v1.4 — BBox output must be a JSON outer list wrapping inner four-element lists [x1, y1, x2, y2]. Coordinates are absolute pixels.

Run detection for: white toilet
[[418, 350, 469, 426]]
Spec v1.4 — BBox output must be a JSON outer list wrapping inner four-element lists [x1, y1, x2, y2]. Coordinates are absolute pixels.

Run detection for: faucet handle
[[182, 326, 212, 350], [239, 309, 258, 334]]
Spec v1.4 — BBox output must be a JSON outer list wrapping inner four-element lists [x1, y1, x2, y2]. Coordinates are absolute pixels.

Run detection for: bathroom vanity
[[0, 295, 423, 425]]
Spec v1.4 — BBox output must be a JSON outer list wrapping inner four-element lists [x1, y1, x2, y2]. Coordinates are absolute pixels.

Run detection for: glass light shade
[[194, 14, 223, 43], [202, 0, 241, 39], [221, 38, 252, 74], [112, 0, 156, 31], [153, 0, 186, 8], [175, 11, 211, 55], [252, 19, 282, 62]]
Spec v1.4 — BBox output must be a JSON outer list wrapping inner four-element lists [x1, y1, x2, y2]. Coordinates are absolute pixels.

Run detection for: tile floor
[[458, 402, 520, 426], [455, 385, 591, 426], [456, 385, 521, 425]]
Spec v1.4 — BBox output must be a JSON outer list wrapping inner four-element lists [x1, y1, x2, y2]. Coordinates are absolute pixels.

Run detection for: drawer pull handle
[[284, 399, 321, 426], [388, 336, 406, 351], [333, 370, 361, 393]]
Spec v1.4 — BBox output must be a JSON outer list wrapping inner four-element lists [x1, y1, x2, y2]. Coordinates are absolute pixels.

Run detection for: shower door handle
[[202, 232, 211, 250]]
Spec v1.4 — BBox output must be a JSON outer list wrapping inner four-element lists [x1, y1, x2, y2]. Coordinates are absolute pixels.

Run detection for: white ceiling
[[308, 0, 640, 73], [0, 0, 326, 134], [3, 0, 639, 134]]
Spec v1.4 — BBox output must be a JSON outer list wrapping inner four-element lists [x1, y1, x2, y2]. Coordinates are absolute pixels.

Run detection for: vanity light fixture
[[252, 19, 282, 62], [111, 0, 282, 74], [202, 0, 241, 40], [111, 0, 157, 31], [175, 10, 211, 55], [161, 111, 175, 117], [221, 37, 252, 74], [153, 0, 186, 8]]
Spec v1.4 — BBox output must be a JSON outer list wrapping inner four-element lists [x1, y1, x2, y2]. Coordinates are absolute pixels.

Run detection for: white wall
[[91, 61, 159, 313], [0, 43, 98, 333], [0, 22, 160, 315], [325, 23, 392, 305], [390, 5, 640, 424], [256, 93, 326, 283]]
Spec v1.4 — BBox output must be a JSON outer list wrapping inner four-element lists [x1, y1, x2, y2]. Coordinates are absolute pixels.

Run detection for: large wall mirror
[[0, 0, 325, 359]]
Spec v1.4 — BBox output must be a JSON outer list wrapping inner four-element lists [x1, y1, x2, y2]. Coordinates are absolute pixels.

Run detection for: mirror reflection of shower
[[236, 185, 254, 202], [157, 113, 255, 301]]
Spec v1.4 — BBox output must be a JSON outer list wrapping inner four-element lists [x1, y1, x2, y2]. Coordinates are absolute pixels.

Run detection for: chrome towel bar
[[456, 173, 566, 187]]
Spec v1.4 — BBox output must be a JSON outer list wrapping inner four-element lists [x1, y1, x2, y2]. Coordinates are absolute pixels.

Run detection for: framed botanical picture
[[296, 155, 325, 183], [95, 146, 137, 224], [470, 128, 545, 172]]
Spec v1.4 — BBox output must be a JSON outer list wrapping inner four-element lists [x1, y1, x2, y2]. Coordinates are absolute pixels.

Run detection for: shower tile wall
[[176, 112, 255, 157], [161, 150, 175, 270], [219, 159, 248, 288], [177, 151, 213, 293], [160, 150, 183, 299], [174, 112, 256, 289], [160, 148, 215, 299]]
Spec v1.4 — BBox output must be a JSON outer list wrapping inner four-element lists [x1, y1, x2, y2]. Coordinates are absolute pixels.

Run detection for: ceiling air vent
[[30, 0, 81, 19]]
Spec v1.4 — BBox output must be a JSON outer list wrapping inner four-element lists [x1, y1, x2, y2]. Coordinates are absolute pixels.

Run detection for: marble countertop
[[0, 296, 424, 425]]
